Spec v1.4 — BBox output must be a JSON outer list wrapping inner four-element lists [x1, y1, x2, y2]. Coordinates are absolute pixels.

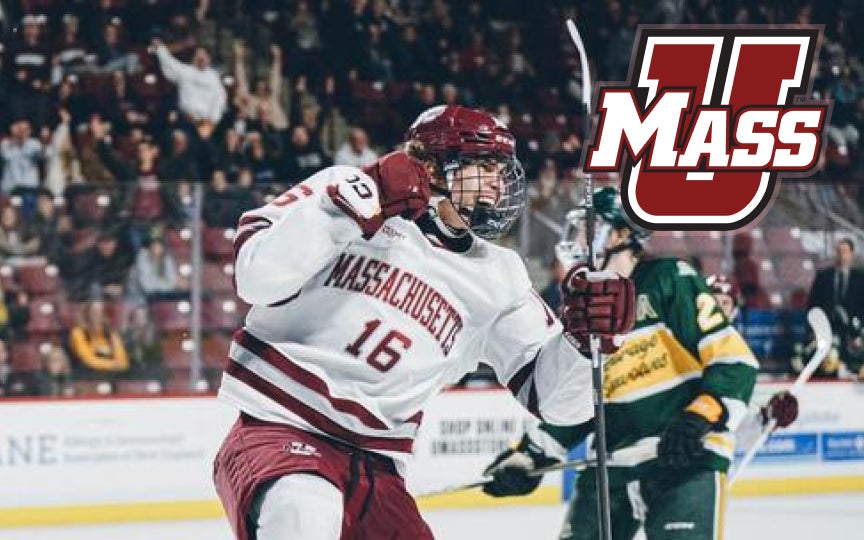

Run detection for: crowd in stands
[[0, 0, 860, 397]]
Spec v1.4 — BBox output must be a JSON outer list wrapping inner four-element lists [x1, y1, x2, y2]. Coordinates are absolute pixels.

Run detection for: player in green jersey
[[707, 273, 799, 467], [483, 187, 759, 539]]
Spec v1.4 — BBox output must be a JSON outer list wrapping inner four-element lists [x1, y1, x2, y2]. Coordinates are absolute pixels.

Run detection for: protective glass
[[555, 207, 612, 269]]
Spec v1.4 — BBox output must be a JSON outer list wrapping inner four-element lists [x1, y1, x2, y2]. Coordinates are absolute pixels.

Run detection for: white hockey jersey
[[218, 165, 594, 463]]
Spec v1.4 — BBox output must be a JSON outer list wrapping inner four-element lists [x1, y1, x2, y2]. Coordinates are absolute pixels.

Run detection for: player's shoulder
[[474, 239, 533, 291], [636, 256, 703, 288], [476, 237, 522, 267], [636, 255, 686, 277], [312, 165, 373, 187], [241, 165, 372, 217]]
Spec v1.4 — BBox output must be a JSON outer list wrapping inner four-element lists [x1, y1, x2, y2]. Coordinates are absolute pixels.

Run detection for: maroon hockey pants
[[213, 413, 434, 540]]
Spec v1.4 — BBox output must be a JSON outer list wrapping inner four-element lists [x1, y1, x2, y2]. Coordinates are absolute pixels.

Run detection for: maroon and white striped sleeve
[[220, 329, 423, 455], [485, 289, 594, 426], [233, 167, 367, 306], [233, 214, 273, 261]]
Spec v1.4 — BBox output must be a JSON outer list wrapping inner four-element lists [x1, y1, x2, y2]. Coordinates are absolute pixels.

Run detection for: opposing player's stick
[[729, 307, 832, 486], [415, 442, 658, 499], [565, 18, 613, 540]]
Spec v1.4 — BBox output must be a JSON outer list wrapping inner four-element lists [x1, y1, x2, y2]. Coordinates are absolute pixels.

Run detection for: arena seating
[[0, 0, 859, 398]]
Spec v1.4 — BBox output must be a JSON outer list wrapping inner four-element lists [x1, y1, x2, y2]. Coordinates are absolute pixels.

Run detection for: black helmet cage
[[437, 150, 526, 241]]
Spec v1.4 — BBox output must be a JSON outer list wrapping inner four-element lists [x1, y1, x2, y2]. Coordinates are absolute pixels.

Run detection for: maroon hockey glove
[[328, 152, 432, 239], [560, 266, 636, 355], [364, 151, 432, 220], [760, 391, 799, 429]]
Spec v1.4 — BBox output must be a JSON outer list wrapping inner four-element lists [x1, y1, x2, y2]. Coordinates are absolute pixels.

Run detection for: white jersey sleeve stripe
[[233, 215, 273, 258], [233, 167, 365, 306], [226, 351, 420, 439], [225, 346, 422, 440], [506, 354, 540, 416], [234, 330, 411, 431], [224, 361, 416, 454]]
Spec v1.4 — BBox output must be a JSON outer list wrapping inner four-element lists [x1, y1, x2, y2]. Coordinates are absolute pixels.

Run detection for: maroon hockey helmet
[[707, 274, 740, 301], [405, 105, 526, 240], [405, 104, 517, 159], [707, 274, 741, 320]]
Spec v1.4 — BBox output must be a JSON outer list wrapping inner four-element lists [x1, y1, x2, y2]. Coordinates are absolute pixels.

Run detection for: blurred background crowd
[[0, 0, 861, 399]]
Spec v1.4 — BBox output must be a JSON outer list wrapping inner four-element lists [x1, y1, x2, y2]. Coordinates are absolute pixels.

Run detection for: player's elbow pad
[[234, 278, 265, 306], [234, 272, 302, 307]]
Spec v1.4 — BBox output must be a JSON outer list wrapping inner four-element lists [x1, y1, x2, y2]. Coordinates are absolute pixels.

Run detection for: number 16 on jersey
[[345, 319, 413, 372]]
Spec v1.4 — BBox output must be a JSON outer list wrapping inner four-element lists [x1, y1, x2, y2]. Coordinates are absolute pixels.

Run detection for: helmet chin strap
[[594, 223, 642, 273], [601, 239, 641, 275], [600, 242, 631, 271], [429, 195, 470, 237], [430, 183, 451, 197], [417, 200, 474, 253]]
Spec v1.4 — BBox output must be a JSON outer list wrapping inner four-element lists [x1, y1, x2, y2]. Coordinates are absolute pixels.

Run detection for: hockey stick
[[565, 18, 613, 540], [415, 442, 658, 499], [729, 307, 832, 485]]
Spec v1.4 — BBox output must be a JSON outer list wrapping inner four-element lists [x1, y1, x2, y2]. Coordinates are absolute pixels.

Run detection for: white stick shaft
[[565, 17, 610, 540], [730, 307, 831, 486], [790, 308, 831, 395], [548, 440, 658, 474], [729, 419, 775, 485], [415, 442, 658, 499], [565, 19, 592, 113]]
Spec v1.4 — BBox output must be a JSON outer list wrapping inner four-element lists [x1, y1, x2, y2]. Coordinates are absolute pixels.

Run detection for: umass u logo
[[583, 26, 831, 231]]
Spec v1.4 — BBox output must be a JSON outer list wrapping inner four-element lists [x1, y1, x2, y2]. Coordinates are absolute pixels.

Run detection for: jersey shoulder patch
[[636, 293, 659, 322], [676, 260, 698, 277], [634, 256, 703, 308], [478, 243, 533, 306], [323, 165, 381, 219], [635, 257, 680, 286]]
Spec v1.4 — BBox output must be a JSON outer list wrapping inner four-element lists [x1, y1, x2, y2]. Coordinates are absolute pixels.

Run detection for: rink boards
[[0, 382, 862, 527]]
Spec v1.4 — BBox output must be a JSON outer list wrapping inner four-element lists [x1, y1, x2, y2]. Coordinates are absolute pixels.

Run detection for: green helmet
[[555, 186, 649, 269], [592, 186, 648, 240]]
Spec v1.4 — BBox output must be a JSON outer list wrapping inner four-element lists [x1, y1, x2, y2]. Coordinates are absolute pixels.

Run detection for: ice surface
[[0, 494, 860, 539]]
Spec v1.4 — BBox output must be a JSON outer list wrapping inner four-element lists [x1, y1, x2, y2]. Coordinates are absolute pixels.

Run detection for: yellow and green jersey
[[548, 257, 758, 471]]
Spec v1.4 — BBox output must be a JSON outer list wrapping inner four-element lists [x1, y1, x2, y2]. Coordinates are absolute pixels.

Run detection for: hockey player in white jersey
[[212, 104, 637, 540]]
